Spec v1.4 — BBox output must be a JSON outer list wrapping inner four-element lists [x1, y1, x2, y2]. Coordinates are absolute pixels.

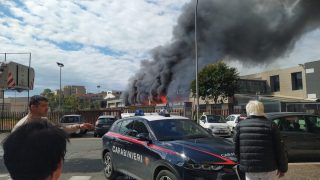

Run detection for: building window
[[270, 75, 280, 92], [291, 72, 303, 90]]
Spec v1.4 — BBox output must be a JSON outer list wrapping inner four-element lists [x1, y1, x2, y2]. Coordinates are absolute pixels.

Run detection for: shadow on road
[[63, 158, 103, 173], [63, 158, 135, 180]]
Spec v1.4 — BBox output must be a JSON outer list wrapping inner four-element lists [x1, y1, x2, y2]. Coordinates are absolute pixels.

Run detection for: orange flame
[[160, 95, 167, 104], [140, 95, 168, 106]]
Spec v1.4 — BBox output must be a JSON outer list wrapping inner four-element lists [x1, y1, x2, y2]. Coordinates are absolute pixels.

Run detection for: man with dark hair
[[3, 121, 69, 180], [12, 95, 93, 133]]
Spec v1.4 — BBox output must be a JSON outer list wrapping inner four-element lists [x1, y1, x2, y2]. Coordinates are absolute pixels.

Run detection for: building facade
[[237, 59, 320, 112], [104, 90, 124, 108], [63, 85, 86, 97]]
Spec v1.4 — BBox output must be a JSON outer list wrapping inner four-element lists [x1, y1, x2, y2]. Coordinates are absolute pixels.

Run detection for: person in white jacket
[[12, 95, 93, 133]]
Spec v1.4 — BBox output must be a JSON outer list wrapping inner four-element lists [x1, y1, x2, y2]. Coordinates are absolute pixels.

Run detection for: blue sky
[[1, 0, 320, 97]]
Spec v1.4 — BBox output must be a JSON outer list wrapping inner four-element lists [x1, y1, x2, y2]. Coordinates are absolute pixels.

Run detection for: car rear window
[[207, 115, 226, 123], [98, 118, 116, 123], [306, 115, 320, 132], [61, 116, 80, 123]]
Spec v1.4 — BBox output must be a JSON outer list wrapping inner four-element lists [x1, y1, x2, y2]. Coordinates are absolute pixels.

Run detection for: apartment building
[[63, 85, 86, 97]]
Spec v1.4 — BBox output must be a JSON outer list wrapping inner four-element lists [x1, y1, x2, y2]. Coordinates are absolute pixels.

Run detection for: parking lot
[[1, 132, 320, 180]]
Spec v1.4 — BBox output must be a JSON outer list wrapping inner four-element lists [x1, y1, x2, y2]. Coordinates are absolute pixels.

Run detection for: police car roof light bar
[[135, 109, 145, 116]]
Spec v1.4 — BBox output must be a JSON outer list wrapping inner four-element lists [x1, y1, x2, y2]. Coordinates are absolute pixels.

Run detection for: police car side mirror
[[136, 133, 151, 142]]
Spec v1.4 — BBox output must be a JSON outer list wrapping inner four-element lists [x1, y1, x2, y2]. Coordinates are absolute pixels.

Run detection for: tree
[[41, 88, 58, 111], [191, 61, 239, 104], [63, 95, 80, 111]]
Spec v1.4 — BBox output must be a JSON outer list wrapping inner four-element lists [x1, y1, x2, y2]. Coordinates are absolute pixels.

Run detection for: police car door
[[114, 119, 135, 171], [125, 120, 156, 180]]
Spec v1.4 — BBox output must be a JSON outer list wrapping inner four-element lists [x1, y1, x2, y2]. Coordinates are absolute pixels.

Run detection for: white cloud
[[0, 0, 191, 97], [1, 0, 320, 98]]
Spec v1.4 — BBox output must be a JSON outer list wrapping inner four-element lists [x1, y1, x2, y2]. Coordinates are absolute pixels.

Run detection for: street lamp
[[195, 0, 200, 124], [57, 62, 64, 111], [97, 85, 101, 93]]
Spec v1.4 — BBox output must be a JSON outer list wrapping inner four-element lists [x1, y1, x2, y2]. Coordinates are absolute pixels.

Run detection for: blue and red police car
[[102, 110, 242, 180]]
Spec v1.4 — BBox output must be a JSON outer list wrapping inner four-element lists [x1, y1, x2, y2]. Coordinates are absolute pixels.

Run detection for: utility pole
[[57, 62, 64, 111], [195, 0, 200, 124]]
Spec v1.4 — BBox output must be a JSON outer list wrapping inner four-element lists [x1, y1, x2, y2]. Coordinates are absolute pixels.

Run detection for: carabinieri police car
[[102, 110, 242, 180]]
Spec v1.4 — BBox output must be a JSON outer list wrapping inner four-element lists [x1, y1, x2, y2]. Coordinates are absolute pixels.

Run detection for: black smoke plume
[[124, 0, 320, 105]]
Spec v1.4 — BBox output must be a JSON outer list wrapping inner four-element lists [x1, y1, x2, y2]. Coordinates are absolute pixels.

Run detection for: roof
[[235, 94, 316, 103], [63, 114, 81, 117], [265, 112, 315, 119], [98, 115, 116, 118], [122, 114, 189, 121], [226, 114, 242, 117]]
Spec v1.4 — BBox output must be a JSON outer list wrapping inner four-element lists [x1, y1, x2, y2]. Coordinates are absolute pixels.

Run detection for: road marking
[[68, 176, 91, 180]]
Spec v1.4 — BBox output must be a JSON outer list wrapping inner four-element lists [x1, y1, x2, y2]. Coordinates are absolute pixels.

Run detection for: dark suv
[[94, 115, 117, 137], [102, 112, 242, 180]]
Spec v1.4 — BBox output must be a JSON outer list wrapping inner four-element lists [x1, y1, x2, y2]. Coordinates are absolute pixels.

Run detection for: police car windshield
[[207, 115, 226, 123], [149, 119, 211, 141]]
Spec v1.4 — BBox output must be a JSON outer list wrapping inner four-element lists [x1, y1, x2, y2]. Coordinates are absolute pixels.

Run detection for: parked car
[[265, 112, 320, 162], [94, 115, 117, 137], [199, 114, 231, 137], [102, 111, 243, 180], [59, 114, 87, 135], [226, 114, 247, 133]]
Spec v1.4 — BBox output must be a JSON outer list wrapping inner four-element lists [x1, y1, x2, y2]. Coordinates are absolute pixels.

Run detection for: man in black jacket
[[234, 100, 288, 180]]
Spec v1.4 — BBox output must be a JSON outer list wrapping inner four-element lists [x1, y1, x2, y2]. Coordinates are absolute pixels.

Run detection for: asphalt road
[[1, 132, 320, 180]]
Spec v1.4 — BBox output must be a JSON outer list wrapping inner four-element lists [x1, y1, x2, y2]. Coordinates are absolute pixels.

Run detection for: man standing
[[3, 121, 69, 180], [233, 100, 288, 180], [12, 95, 93, 133]]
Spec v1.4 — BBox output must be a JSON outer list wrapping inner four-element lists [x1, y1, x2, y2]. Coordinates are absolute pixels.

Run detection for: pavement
[[0, 132, 9, 158], [1, 132, 320, 180], [0, 132, 8, 142]]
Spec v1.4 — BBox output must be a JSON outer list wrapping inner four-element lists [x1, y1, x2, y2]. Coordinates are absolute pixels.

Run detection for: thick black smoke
[[124, 0, 320, 105]]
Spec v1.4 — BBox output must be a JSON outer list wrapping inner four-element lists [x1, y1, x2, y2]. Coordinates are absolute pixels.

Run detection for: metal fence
[[3, 106, 318, 131], [0, 108, 122, 132]]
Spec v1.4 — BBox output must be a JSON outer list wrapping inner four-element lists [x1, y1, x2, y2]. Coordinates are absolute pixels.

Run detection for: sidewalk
[[0, 132, 9, 143], [0, 132, 9, 157]]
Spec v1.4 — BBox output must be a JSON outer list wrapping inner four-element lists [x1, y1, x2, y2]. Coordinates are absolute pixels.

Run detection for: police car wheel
[[156, 170, 177, 180], [103, 152, 117, 179]]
